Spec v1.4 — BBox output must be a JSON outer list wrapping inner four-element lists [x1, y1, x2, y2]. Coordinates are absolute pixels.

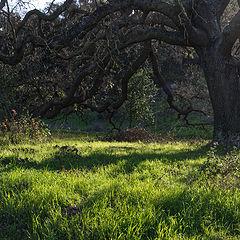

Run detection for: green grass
[[0, 134, 239, 239]]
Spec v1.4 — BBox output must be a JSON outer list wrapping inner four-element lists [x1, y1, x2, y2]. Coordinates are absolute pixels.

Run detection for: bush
[[102, 127, 165, 143], [0, 110, 51, 144], [200, 143, 240, 189]]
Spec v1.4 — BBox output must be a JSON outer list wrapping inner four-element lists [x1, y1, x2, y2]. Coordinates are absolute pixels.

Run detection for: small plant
[[200, 143, 240, 189], [0, 110, 51, 144]]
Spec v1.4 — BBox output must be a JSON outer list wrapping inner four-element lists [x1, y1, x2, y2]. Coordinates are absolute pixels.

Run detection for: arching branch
[[149, 41, 207, 123], [0, 35, 46, 65], [16, 0, 74, 34], [37, 37, 151, 118], [0, 0, 6, 10], [120, 25, 191, 47], [221, 10, 240, 54]]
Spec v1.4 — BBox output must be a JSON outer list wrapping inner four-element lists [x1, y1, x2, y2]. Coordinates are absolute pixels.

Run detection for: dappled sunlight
[[0, 140, 210, 173]]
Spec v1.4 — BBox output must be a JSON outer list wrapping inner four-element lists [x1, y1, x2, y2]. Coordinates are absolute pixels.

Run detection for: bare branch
[[0, 0, 6, 10], [0, 0, 209, 66], [38, 42, 150, 118], [120, 25, 191, 47], [16, 0, 74, 34], [48, 0, 132, 49], [0, 35, 45, 65], [38, 53, 110, 118], [150, 41, 206, 120], [146, 12, 177, 30], [111, 44, 150, 110], [213, 0, 231, 19], [48, 0, 197, 49]]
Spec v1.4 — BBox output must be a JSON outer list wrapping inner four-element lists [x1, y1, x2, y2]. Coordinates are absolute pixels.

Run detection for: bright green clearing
[[0, 135, 239, 239]]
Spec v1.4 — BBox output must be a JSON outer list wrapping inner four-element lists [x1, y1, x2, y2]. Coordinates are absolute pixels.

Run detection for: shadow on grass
[[68, 183, 240, 239], [1, 144, 240, 239], [1, 177, 239, 240], [1, 144, 210, 173], [1, 183, 239, 240]]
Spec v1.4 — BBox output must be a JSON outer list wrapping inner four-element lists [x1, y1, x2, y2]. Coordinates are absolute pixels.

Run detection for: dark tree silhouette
[[1, 0, 240, 145]]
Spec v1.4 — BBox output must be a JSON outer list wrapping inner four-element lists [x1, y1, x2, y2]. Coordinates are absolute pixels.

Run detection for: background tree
[[125, 68, 158, 128]]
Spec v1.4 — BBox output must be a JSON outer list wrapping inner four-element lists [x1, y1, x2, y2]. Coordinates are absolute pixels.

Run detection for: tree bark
[[199, 48, 240, 145]]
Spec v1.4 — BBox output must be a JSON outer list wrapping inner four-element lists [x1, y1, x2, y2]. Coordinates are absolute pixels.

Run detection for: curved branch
[[16, 0, 74, 34], [221, 10, 240, 54], [0, 0, 6, 10], [217, 0, 231, 18], [72, 45, 150, 115], [0, 35, 45, 65], [149, 42, 205, 120], [111, 44, 150, 110], [38, 42, 150, 118], [39, 53, 110, 118], [146, 13, 178, 30], [48, 0, 205, 49], [120, 25, 191, 47], [0, 0, 208, 66], [48, 0, 133, 49]]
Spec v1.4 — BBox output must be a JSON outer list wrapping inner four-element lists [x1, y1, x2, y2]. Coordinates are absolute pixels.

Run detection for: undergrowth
[[0, 110, 51, 144], [200, 143, 240, 190]]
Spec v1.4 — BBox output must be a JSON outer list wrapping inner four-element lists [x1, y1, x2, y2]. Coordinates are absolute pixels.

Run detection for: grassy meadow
[[0, 131, 240, 239]]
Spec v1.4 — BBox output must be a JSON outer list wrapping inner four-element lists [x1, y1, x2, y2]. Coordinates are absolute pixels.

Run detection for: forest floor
[[0, 132, 240, 239]]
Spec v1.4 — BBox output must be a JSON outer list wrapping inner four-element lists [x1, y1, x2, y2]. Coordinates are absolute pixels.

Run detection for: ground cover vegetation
[[0, 129, 240, 239]]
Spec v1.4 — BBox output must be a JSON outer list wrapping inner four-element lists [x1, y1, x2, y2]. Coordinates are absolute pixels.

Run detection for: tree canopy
[[1, 0, 240, 145]]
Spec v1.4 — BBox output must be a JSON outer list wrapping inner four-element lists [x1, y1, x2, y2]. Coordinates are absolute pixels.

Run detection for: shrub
[[200, 143, 240, 189], [102, 127, 164, 142], [0, 110, 51, 144]]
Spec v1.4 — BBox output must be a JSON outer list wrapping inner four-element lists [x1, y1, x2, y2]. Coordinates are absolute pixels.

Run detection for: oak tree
[[1, 0, 240, 145]]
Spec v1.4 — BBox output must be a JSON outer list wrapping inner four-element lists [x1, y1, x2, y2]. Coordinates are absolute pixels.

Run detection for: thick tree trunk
[[200, 49, 240, 145]]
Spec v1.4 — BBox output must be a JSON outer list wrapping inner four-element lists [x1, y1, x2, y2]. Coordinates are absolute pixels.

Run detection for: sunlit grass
[[0, 136, 239, 239]]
